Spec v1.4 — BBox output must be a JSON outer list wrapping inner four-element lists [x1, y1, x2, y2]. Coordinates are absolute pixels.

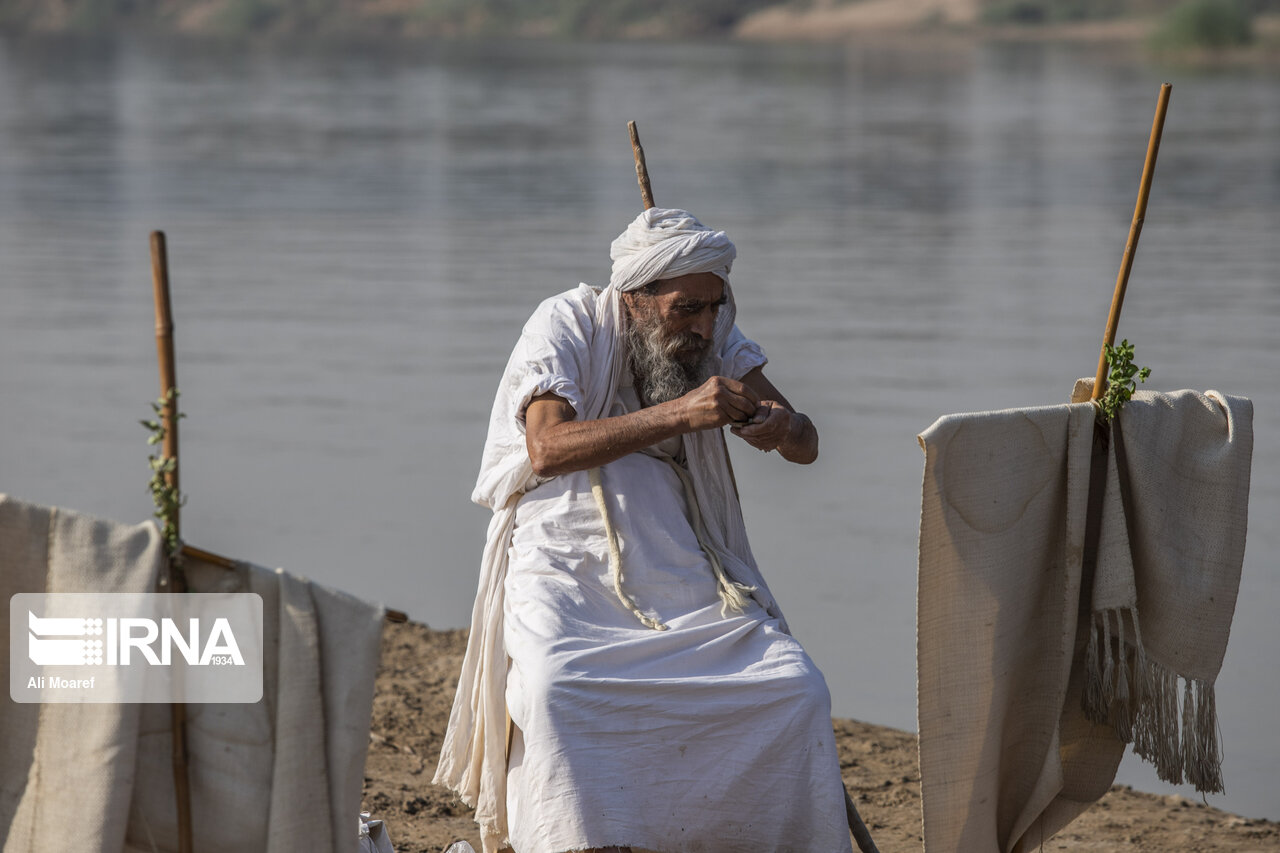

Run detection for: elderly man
[[436, 208, 852, 853]]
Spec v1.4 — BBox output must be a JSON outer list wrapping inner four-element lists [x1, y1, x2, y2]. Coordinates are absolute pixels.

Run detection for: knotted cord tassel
[[1186, 679, 1224, 794], [1136, 666, 1183, 785], [666, 458, 756, 616], [588, 466, 668, 631]]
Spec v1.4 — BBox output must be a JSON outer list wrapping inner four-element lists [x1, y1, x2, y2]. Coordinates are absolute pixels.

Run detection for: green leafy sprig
[[141, 387, 187, 563], [1097, 338, 1152, 422]]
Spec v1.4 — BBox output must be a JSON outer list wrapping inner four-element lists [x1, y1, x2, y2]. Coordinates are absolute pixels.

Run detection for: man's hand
[[730, 401, 794, 451], [677, 376, 761, 431], [729, 366, 819, 465]]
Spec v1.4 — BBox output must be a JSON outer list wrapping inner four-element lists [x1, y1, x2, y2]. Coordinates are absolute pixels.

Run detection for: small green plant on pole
[[141, 387, 187, 563], [1097, 339, 1151, 422]]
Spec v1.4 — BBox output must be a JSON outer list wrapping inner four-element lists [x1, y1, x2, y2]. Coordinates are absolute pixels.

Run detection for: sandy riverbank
[[360, 621, 1277, 852]]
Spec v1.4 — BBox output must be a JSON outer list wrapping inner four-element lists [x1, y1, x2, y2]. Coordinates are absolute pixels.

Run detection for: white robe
[[436, 284, 851, 853]]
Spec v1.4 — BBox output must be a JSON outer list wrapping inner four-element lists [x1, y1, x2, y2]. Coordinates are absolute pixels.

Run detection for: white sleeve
[[509, 328, 589, 433], [719, 324, 768, 380]]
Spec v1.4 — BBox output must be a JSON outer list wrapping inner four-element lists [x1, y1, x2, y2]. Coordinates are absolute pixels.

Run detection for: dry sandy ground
[[362, 621, 1278, 853]]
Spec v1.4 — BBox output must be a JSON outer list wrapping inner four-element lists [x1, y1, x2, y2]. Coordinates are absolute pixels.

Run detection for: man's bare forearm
[[527, 377, 761, 477], [777, 411, 818, 464], [526, 400, 688, 477]]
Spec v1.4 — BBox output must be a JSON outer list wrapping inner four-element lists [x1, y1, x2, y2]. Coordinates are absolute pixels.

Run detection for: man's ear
[[620, 290, 639, 318]]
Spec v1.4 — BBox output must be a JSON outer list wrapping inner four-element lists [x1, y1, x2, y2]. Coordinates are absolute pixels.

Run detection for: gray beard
[[625, 314, 716, 406]]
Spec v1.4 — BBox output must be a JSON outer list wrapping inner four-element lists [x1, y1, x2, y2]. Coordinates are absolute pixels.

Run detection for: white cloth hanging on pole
[[916, 389, 1252, 852], [0, 494, 385, 853]]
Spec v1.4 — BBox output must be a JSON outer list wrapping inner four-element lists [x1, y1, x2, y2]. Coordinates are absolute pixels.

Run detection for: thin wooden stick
[[845, 788, 881, 853], [1091, 83, 1172, 401], [181, 543, 236, 569], [151, 230, 194, 853], [628, 121, 656, 211]]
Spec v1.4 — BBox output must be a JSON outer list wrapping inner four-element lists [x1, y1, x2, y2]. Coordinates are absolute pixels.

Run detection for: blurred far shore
[[2, 0, 1279, 59]]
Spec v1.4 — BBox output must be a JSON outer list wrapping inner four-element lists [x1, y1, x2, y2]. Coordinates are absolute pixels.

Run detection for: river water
[[1, 33, 1276, 819]]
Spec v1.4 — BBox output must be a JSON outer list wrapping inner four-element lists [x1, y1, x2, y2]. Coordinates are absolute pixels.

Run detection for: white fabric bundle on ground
[[0, 495, 384, 853], [915, 389, 1252, 852]]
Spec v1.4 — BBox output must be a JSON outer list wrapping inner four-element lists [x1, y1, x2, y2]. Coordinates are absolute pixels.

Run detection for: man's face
[[625, 272, 725, 359], [622, 272, 725, 404]]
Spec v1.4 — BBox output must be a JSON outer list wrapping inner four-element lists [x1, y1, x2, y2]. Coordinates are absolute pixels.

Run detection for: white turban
[[608, 208, 736, 293]]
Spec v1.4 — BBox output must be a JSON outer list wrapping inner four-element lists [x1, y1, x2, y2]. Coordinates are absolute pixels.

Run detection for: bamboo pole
[[152, 232, 180, 537], [624, 121, 879, 853], [1091, 83, 1172, 401], [151, 231, 195, 853]]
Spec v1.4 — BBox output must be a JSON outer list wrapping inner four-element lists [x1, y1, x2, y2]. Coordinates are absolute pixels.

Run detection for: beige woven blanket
[[0, 495, 385, 853], [916, 389, 1252, 852]]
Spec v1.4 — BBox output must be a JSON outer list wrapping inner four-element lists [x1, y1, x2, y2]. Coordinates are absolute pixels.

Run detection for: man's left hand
[[730, 401, 795, 452]]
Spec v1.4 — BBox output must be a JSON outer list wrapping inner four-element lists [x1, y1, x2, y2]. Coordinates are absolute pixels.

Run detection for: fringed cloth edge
[[1082, 606, 1224, 793]]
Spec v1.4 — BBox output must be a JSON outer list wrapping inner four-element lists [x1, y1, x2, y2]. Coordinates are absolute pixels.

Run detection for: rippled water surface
[[1, 33, 1276, 818]]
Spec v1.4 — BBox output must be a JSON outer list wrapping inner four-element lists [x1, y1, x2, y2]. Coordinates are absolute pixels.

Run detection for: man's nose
[[690, 309, 715, 340]]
